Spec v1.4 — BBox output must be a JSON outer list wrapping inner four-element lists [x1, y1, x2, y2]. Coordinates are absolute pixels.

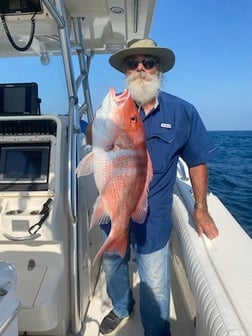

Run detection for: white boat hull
[[171, 160, 252, 336]]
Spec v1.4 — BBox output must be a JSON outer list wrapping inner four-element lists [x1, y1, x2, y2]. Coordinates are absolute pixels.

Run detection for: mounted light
[[40, 52, 50, 65], [110, 7, 124, 14], [105, 42, 124, 53]]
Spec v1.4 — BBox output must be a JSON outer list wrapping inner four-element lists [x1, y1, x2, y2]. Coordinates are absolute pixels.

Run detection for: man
[[98, 39, 219, 336]]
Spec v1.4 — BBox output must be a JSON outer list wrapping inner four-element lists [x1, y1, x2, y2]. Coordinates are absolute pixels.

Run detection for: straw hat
[[109, 38, 175, 73]]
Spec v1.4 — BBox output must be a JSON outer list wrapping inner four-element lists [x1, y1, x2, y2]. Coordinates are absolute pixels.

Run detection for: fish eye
[[130, 115, 137, 122]]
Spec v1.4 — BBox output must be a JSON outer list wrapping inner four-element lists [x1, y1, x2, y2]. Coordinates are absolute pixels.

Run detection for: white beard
[[126, 71, 162, 106]]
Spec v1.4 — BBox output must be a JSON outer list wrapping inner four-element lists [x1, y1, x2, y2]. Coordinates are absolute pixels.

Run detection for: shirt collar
[[136, 97, 159, 116]]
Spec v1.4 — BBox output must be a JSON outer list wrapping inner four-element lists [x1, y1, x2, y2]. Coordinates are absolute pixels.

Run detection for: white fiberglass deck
[[83, 259, 192, 336]]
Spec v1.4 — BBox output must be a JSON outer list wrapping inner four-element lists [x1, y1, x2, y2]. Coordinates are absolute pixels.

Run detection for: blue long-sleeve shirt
[[131, 90, 216, 253]]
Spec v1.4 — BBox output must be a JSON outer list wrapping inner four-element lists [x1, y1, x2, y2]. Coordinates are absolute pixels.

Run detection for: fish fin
[[90, 196, 110, 229], [131, 150, 153, 223], [92, 234, 128, 266], [76, 152, 94, 177], [131, 206, 147, 224]]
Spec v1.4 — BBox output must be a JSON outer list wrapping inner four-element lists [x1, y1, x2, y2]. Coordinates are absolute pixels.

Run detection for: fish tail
[[92, 235, 128, 266]]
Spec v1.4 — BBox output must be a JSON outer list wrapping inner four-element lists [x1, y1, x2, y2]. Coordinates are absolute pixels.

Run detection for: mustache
[[126, 71, 157, 82]]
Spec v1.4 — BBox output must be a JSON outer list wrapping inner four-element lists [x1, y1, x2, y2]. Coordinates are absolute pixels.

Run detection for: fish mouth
[[110, 88, 130, 106]]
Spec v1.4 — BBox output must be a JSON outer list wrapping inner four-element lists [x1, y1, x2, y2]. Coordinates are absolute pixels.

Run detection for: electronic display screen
[[0, 82, 39, 115], [0, 143, 50, 190], [0, 0, 42, 14]]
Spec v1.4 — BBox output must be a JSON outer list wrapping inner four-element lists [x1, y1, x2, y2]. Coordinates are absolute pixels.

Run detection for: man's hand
[[193, 208, 219, 240], [189, 163, 219, 239]]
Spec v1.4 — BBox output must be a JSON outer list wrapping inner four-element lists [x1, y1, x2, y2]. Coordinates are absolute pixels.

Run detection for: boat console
[[0, 99, 101, 334], [0, 114, 72, 334]]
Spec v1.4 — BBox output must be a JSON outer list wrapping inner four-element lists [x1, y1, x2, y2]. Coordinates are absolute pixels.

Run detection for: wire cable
[[1, 13, 36, 52]]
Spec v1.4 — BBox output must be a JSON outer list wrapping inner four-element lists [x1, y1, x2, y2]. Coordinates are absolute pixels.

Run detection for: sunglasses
[[125, 56, 158, 70]]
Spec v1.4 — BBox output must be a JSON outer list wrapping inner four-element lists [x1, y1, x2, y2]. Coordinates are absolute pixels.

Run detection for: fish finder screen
[[0, 83, 39, 115], [0, 143, 50, 190], [3, 87, 26, 113]]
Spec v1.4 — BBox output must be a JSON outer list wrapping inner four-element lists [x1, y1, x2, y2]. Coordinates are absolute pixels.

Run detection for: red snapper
[[76, 88, 153, 263]]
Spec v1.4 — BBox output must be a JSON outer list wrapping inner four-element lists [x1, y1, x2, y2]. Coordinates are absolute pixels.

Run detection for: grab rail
[[53, 0, 81, 333], [3, 233, 41, 241], [73, 17, 94, 123], [0, 299, 21, 334]]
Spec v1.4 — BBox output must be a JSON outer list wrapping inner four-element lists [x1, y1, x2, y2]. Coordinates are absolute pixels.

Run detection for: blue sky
[[1, 0, 252, 130], [154, 0, 252, 131], [88, 0, 252, 130]]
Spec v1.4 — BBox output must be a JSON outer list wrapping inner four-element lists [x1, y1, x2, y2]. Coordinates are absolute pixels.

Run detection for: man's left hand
[[193, 208, 219, 240]]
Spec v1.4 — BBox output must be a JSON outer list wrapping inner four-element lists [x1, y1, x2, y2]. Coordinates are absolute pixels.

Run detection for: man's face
[[124, 54, 162, 106]]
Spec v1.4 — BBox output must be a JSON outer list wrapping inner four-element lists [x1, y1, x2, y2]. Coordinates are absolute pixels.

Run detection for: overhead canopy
[[0, 0, 156, 58]]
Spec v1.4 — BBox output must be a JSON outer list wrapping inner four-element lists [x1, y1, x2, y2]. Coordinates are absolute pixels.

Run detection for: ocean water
[[207, 131, 252, 238]]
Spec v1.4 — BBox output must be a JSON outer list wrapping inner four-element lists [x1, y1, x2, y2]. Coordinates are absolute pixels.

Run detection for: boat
[[0, 1, 251, 335]]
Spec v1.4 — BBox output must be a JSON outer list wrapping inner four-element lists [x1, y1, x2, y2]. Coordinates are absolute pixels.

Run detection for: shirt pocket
[[146, 129, 186, 173]]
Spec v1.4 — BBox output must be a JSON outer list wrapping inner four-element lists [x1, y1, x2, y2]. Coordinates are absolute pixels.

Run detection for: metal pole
[[72, 17, 94, 123], [53, 0, 81, 333], [41, 0, 65, 29]]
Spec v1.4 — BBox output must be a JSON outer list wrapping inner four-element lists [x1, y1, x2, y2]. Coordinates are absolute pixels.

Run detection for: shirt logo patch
[[160, 123, 171, 129]]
